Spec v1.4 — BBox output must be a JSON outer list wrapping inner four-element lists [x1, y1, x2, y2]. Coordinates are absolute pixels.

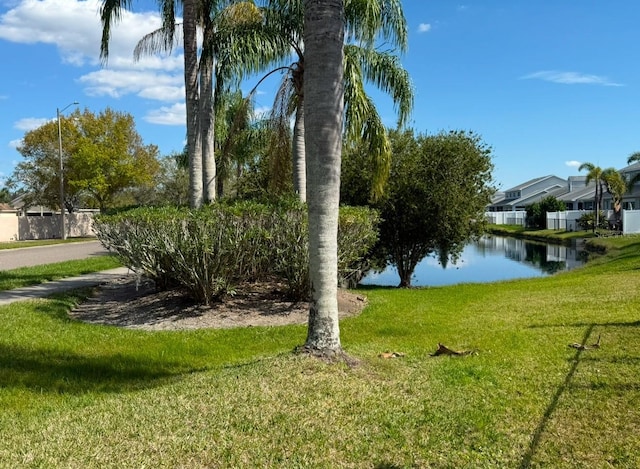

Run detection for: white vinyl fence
[[622, 210, 640, 234], [485, 211, 527, 226], [546, 209, 640, 234]]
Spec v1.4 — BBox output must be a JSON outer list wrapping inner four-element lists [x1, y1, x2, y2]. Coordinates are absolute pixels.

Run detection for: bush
[[577, 211, 608, 231], [94, 201, 378, 303], [526, 196, 566, 229], [338, 206, 380, 288]]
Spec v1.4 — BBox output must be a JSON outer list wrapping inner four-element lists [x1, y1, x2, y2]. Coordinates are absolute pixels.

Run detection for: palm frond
[[345, 0, 407, 51], [343, 56, 391, 200], [99, 0, 135, 63], [627, 151, 640, 165], [345, 45, 413, 127]]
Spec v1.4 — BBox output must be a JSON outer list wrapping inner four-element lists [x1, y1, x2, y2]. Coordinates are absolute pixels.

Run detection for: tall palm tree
[[102, 1, 275, 206], [579, 162, 605, 232], [133, 1, 287, 203], [100, 0, 204, 207], [258, 0, 412, 202], [302, 0, 344, 354]]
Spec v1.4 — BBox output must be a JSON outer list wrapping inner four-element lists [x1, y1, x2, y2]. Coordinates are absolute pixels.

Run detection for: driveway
[[0, 240, 110, 270]]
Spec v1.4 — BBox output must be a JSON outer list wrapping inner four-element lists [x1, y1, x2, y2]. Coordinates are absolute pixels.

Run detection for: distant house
[[556, 176, 595, 210], [487, 175, 568, 212], [9, 193, 56, 217]]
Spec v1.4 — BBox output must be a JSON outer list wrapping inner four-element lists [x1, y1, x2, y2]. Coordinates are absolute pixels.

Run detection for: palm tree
[[133, 1, 288, 203], [602, 167, 627, 230], [625, 151, 640, 190], [579, 162, 605, 232], [100, 0, 204, 207], [257, 0, 412, 202], [302, 0, 344, 354]]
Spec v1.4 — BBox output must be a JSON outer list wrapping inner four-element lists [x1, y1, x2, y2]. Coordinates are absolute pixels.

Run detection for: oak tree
[[13, 107, 159, 212]]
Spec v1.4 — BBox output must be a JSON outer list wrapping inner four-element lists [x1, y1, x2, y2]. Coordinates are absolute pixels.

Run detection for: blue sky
[[1, 0, 640, 191]]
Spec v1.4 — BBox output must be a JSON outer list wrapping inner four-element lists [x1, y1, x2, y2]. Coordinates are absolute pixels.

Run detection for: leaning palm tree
[[258, 0, 412, 202], [579, 162, 605, 232], [302, 0, 344, 354]]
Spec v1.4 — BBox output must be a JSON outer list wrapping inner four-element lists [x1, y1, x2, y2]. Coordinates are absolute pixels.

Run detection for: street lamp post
[[57, 101, 78, 240]]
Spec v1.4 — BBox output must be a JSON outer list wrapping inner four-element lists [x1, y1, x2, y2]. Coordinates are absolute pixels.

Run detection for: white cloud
[[565, 160, 582, 168], [0, 0, 186, 105], [521, 70, 624, 87], [418, 23, 432, 33], [145, 103, 185, 125], [9, 139, 23, 150], [14, 117, 49, 131], [79, 69, 183, 101]]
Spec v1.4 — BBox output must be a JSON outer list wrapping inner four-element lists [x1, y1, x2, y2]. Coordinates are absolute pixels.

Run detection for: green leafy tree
[[0, 187, 12, 204], [525, 196, 566, 229], [344, 129, 494, 288], [13, 108, 159, 212], [120, 151, 190, 207]]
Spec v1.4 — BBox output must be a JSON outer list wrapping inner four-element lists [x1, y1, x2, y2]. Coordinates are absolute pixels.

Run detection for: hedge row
[[93, 201, 379, 304]]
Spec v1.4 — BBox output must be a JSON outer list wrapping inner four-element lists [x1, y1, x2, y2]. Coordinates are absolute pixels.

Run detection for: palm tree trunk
[[183, 0, 203, 208], [200, 53, 216, 204], [292, 99, 306, 202], [303, 0, 344, 354]]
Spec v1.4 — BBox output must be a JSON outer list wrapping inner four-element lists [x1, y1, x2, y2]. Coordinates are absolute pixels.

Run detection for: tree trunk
[[396, 257, 414, 288], [200, 52, 216, 204], [303, 0, 344, 354], [183, 0, 203, 208], [292, 98, 306, 202]]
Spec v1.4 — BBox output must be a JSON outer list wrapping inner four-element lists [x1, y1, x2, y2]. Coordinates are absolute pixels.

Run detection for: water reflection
[[361, 235, 585, 287]]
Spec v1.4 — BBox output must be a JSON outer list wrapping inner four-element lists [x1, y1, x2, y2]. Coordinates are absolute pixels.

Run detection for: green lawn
[[0, 256, 122, 291], [0, 238, 97, 250], [0, 238, 639, 467]]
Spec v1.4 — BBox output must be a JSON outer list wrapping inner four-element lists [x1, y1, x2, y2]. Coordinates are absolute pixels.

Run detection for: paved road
[[0, 240, 110, 270], [0, 240, 130, 305]]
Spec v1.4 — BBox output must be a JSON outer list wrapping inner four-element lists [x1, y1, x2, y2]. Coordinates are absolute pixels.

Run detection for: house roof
[[505, 176, 550, 192], [504, 184, 567, 207], [556, 182, 595, 202]]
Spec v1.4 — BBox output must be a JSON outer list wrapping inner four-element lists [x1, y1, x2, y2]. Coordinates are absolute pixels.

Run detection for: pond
[[361, 235, 586, 287]]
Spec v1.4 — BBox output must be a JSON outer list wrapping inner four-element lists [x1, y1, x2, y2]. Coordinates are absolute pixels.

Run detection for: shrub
[[577, 211, 608, 231], [338, 206, 380, 288], [525, 196, 566, 229], [94, 201, 378, 303]]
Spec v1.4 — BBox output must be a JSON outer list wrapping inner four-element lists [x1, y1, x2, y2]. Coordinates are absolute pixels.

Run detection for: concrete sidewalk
[[0, 267, 132, 306]]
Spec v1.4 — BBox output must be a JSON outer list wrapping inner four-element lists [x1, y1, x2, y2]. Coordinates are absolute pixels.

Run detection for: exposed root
[[294, 345, 360, 368]]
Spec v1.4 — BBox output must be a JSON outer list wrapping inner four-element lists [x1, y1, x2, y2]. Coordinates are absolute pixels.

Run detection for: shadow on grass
[[518, 324, 595, 469], [0, 342, 194, 395], [527, 320, 640, 330]]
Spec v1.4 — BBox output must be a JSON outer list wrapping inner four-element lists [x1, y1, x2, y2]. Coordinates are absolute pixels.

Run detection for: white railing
[[485, 211, 527, 226], [546, 209, 640, 234]]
